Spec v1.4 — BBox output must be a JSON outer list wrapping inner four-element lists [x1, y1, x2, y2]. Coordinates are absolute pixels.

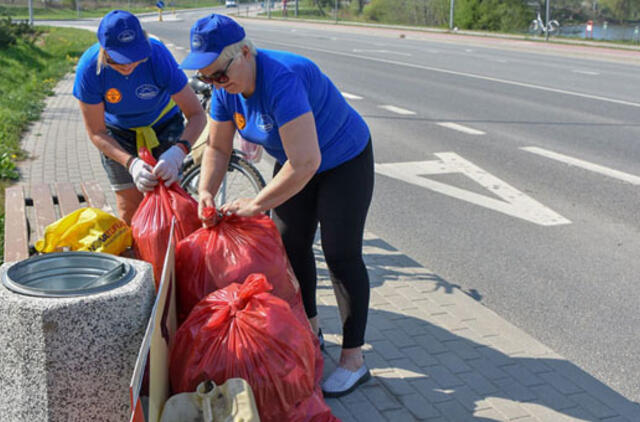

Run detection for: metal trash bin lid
[[2, 251, 135, 298]]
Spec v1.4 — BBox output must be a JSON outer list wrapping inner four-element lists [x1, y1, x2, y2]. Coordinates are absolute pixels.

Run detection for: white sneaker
[[322, 364, 371, 398]]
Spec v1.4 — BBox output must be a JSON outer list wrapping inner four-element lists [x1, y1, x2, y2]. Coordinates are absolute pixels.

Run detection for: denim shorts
[[100, 112, 185, 191]]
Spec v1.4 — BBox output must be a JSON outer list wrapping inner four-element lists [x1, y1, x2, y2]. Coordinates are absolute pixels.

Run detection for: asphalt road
[[69, 12, 640, 403]]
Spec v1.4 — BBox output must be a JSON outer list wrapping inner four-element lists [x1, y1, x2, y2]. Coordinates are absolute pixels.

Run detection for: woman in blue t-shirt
[[73, 10, 206, 223], [181, 14, 374, 397]]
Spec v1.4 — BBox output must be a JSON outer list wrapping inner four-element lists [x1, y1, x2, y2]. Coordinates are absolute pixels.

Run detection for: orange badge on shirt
[[234, 112, 246, 130], [105, 88, 122, 104]]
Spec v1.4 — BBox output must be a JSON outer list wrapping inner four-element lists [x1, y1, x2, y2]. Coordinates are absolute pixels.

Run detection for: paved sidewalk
[[15, 74, 640, 421]]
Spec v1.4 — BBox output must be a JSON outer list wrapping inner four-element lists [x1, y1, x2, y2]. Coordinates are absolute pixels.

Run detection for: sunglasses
[[196, 56, 237, 85]]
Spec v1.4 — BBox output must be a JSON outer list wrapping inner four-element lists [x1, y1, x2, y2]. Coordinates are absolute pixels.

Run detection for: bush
[[0, 7, 38, 49]]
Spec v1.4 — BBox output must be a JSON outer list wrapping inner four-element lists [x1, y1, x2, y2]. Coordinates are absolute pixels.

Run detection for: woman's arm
[[221, 111, 321, 216], [198, 119, 236, 221], [78, 100, 133, 166], [170, 84, 206, 146]]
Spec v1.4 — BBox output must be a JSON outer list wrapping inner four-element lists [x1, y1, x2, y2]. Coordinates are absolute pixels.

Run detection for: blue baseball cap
[[97, 10, 151, 64], [180, 14, 246, 70]]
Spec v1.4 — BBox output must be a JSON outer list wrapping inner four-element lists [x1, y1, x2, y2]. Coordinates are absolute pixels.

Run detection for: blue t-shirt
[[210, 49, 370, 173], [73, 38, 187, 129]]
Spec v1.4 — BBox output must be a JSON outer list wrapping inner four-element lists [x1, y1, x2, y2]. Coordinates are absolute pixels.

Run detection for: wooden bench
[[4, 181, 114, 263]]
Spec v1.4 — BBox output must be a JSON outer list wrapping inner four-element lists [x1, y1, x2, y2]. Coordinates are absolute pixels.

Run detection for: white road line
[[352, 49, 412, 57], [165, 42, 175, 47], [521, 146, 640, 185], [174, 46, 185, 50], [379, 105, 416, 115], [572, 69, 600, 76], [341, 92, 363, 100], [437, 122, 486, 135], [263, 40, 640, 109]]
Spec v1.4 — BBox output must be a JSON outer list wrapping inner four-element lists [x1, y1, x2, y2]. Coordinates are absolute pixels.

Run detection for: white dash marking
[[174, 46, 185, 50], [437, 122, 485, 135], [341, 92, 363, 100], [572, 69, 599, 76], [522, 146, 640, 185], [379, 105, 416, 115]]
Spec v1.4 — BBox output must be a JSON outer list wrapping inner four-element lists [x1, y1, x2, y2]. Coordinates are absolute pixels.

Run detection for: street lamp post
[[545, 0, 550, 41], [28, 0, 33, 25], [449, 0, 455, 31]]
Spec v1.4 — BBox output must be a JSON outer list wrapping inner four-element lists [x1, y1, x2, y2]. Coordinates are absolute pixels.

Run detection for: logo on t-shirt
[[118, 30, 136, 43], [105, 88, 122, 103], [234, 112, 246, 130], [135, 84, 160, 100], [257, 114, 274, 132]]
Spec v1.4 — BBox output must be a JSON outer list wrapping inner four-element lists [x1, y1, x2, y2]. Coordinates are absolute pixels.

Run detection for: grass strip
[[0, 26, 96, 261]]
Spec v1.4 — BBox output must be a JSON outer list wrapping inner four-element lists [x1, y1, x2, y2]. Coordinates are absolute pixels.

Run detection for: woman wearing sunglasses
[[73, 10, 206, 223], [181, 14, 374, 398]]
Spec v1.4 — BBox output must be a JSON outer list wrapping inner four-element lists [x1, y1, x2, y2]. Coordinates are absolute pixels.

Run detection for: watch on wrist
[[175, 139, 191, 153]]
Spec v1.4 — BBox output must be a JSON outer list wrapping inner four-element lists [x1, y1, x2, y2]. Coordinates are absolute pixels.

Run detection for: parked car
[[225, 0, 237, 7]]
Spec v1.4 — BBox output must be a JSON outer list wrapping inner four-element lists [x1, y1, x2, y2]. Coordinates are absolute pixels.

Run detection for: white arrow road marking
[[572, 69, 600, 76], [437, 122, 486, 135], [379, 105, 416, 115], [521, 146, 640, 185], [341, 92, 363, 100], [375, 153, 571, 226]]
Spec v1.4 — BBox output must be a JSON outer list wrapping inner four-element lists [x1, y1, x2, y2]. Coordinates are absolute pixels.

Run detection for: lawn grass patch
[[0, 26, 95, 261]]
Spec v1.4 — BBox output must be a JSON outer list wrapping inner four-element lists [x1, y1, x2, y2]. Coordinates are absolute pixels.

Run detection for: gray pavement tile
[[360, 385, 403, 412], [493, 377, 537, 403], [413, 333, 449, 355], [381, 408, 418, 421], [369, 339, 405, 361], [377, 372, 419, 397], [466, 357, 510, 381], [408, 377, 454, 404], [458, 372, 500, 396], [501, 364, 546, 388], [567, 391, 618, 419], [538, 372, 583, 395], [400, 393, 441, 419], [529, 384, 578, 411], [434, 399, 476, 421], [425, 365, 465, 389], [402, 346, 439, 368], [441, 339, 482, 361], [434, 351, 472, 374], [381, 327, 417, 349], [480, 397, 531, 421]]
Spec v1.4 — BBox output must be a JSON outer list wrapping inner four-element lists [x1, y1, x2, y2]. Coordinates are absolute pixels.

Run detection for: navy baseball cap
[[180, 14, 246, 70], [97, 10, 151, 64]]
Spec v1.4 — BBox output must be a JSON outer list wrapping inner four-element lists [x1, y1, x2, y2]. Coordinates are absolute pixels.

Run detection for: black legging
[[272, 139, 374, 348]]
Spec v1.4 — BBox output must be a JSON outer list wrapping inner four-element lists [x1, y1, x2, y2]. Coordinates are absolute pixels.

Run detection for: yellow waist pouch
[[35, 207, 132, 256]]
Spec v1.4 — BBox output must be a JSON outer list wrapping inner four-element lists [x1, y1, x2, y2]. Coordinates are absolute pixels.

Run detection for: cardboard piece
[[129, 218, 178, 422]]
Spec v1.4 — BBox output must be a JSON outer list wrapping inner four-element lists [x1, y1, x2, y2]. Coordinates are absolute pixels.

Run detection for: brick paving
[[14, 65, 640, 422]]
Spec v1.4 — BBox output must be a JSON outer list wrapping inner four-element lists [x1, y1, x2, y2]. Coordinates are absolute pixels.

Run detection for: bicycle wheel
[[180, 153, 267, 207]]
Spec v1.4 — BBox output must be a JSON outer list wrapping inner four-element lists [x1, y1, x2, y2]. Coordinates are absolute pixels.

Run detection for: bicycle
[[529, 11, 559, 36], [180, 77, 266, 208]]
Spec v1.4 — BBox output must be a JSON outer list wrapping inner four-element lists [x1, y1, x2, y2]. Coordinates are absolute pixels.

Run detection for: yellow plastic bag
[[35, 207, 132, 255]]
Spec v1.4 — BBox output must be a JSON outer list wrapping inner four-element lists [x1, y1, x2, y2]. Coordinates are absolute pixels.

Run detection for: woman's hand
[[198, 191, 219, 227], [219, 198, 261, 217]]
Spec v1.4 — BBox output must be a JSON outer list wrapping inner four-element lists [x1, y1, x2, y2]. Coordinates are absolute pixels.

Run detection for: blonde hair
[[214, 37, 257, 65], [96, 31, 151, 75]]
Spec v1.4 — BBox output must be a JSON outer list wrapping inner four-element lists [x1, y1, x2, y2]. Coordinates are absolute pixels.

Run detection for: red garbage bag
[[175, 207, 301, 323], [170, 273, 338, 422], [131, 147, 200, 288]]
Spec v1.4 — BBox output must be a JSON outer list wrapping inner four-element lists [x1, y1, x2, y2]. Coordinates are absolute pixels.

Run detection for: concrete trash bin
[[0, 252, 155, 422]]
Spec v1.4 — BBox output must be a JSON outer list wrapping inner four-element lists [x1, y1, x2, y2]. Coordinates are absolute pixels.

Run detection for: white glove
[[128, 157, 158, 192], [153, 145, 186, 187]]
